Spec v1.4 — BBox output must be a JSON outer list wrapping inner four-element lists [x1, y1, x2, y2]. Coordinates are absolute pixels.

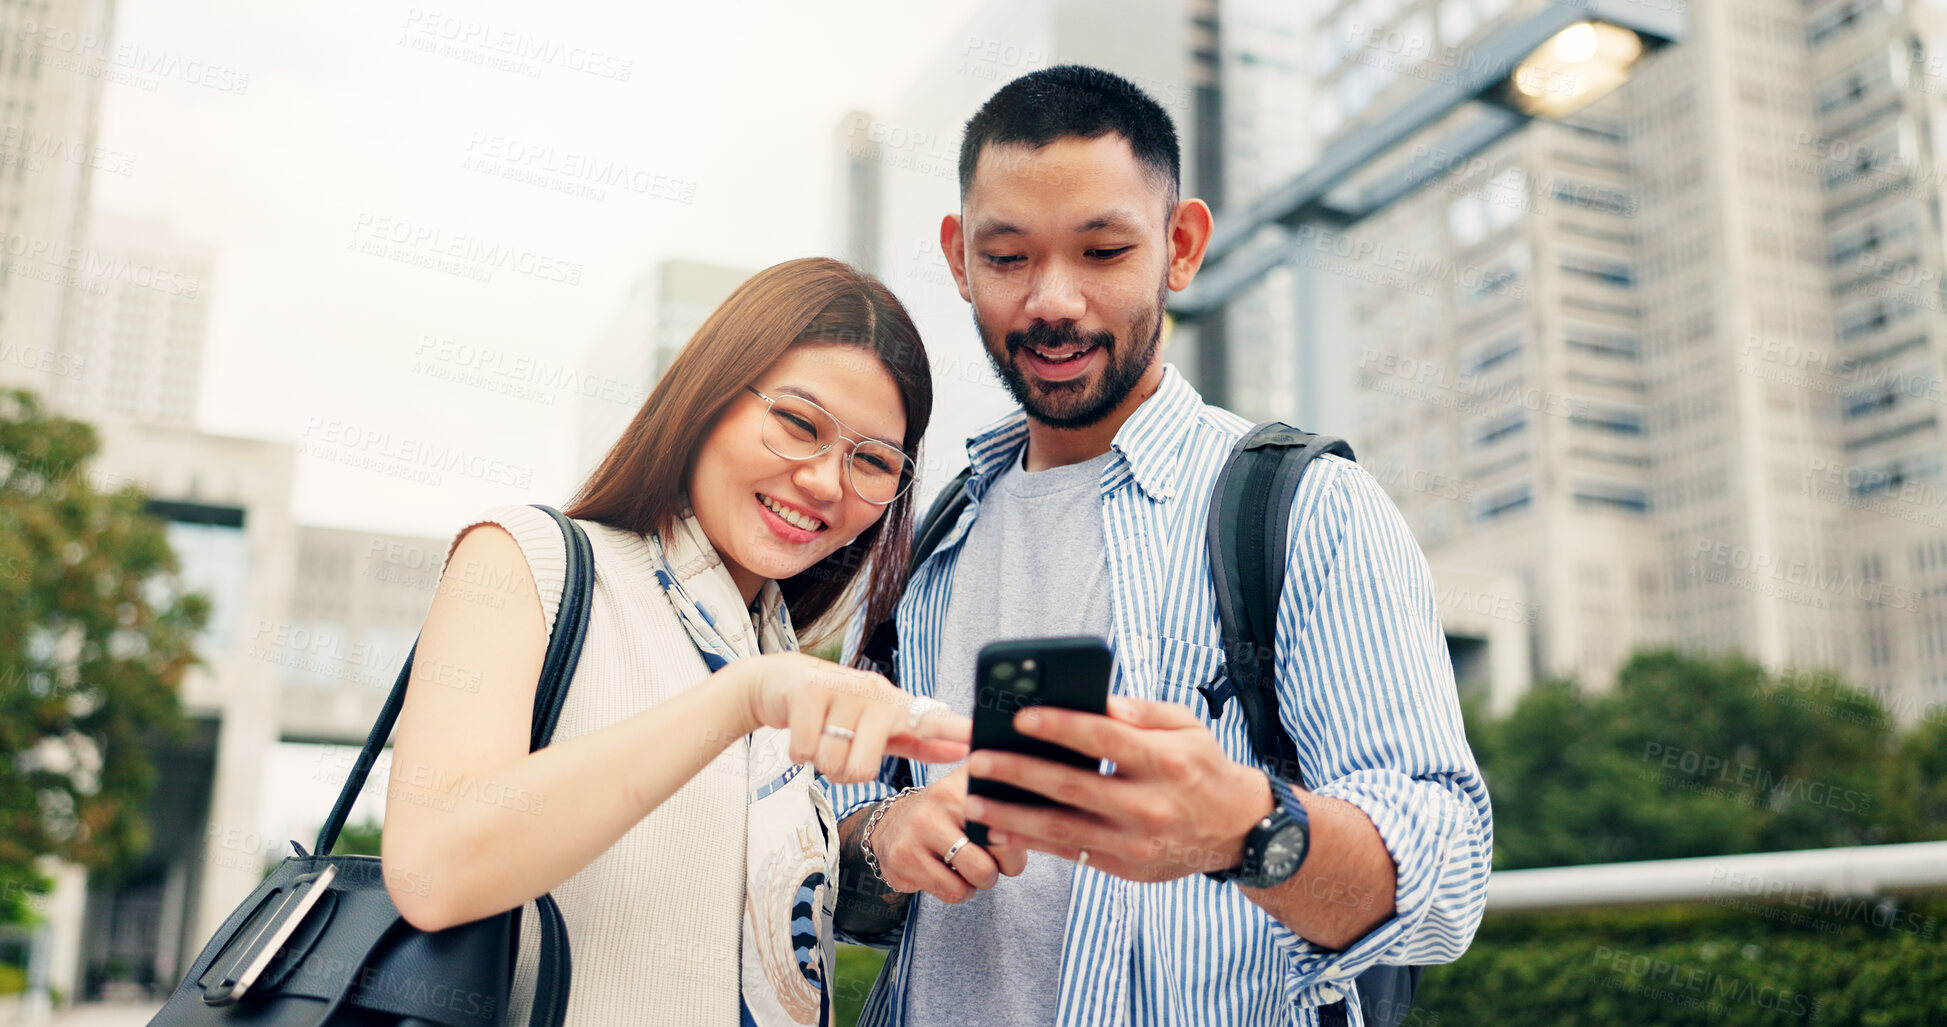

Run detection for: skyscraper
[[55, 213, 213, 426], [1307, 0, 1946, 720], [0, 0, 116, 400]]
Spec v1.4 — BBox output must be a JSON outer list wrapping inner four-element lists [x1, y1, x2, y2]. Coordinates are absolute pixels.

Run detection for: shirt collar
[[960, 364, 1205, 503]]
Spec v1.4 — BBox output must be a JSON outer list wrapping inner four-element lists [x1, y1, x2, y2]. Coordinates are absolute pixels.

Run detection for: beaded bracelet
[[860, 786, 926, 889]]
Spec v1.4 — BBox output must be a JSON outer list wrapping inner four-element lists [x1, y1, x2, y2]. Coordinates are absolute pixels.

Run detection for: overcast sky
[[91, 0, 996, 537]]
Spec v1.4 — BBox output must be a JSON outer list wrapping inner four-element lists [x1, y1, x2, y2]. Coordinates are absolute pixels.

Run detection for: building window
[[1460, 333, 1523, 375], [1562, 116, 1626, 143], [1559, 253, 1637, 288], [1838, 295, 1914, 341], [1564, 327, 1642, 360], [1571, 402, 1646, 436], [1470, 407, 1528, 447], [1844, 382, 1899, 420], [154, 510, 251, 652], [1829, 211, 1914, 265], [1552, 180, 1636, 216], [1474, 481, 1533, 521], [1460, 243, 1529, 305], [1448, 169, 1527, 247], [1850, 449, 1945, 498], [1573, 479, 1651, 514], [1807, 0, 1882, 47]]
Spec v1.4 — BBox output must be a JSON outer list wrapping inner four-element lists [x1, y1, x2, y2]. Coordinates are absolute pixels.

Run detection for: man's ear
[[1165, 198, 1215, 293], [941, 213, 973, 302]]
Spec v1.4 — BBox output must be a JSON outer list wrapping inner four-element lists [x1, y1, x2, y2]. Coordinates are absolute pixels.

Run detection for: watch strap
[[1205, 771, 1308, 885]]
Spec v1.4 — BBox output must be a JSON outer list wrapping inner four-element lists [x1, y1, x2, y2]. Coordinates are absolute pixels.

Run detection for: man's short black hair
[[958, 65, 1179, 206]]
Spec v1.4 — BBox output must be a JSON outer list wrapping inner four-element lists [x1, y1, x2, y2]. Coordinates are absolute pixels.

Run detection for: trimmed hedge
[[1419, 898, 1947, 1026], [837, 899, 1946, 1025]]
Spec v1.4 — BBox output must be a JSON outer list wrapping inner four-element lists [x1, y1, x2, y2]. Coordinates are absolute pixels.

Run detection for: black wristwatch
[[1205, 771, 1310, 889]]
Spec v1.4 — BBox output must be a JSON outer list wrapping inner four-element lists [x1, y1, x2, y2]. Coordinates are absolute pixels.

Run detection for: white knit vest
[[446, 505, 747, 1027]]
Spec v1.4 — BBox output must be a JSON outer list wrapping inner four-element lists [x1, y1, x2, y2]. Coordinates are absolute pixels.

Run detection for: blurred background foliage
[[835, 648, 1947, 1025]]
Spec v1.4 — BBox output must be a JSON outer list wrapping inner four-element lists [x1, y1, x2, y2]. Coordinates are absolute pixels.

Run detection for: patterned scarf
[[648, 513, 837, 1027]]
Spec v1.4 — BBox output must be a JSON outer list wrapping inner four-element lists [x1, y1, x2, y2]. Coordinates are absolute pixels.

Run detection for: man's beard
[[976, 279, 1168, 430]]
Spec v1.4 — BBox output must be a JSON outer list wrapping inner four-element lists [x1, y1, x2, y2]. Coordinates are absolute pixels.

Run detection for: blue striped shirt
[[832, 366, 1493, 1026]]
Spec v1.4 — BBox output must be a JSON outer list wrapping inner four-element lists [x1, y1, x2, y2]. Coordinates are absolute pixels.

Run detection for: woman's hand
[[737, 652, 971, 782]]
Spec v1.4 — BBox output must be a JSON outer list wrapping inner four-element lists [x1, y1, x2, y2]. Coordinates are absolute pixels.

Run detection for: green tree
[[1883, 716, 1947, 843], [331, 817, 384, 857], [0, 390, 207, 925], [1477, 649, 1925, 870]]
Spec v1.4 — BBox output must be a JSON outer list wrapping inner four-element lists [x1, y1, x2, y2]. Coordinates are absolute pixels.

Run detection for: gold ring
[[942, 835, 971, 868]]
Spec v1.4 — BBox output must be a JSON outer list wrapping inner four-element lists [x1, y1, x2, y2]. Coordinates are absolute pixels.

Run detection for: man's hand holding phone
[[866, 766, 1028, 903]]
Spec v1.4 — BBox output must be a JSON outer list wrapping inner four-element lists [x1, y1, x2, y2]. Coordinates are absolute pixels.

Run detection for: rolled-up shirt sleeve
[[1262, 457, 1494, 997]]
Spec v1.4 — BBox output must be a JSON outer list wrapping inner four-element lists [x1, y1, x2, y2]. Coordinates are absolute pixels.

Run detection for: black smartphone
[[965, 636, 1113, 846]]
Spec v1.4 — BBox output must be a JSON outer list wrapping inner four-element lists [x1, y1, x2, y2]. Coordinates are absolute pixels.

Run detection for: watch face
[[1261, 824, 1309, 881]]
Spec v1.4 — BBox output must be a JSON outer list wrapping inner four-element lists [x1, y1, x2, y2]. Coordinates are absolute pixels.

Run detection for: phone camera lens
[[993, 662, 1016, 680], [1021, 659, 1037, 672], [1015, 676, 1037, 694]]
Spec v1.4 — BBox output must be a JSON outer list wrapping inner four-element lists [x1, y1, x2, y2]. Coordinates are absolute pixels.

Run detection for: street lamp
[[1501, 19, 1653, 118], [1174, 0, 1685, 373]]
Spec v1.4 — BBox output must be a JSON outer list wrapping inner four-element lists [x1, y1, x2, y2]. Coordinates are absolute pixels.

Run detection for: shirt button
[[1317, 986, 1344, 1004]]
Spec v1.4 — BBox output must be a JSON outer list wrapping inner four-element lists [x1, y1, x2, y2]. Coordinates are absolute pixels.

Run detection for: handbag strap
[[311, 504, 593, 1027]]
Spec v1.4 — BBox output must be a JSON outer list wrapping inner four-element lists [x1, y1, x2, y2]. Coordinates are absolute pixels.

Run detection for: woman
[[381, 258, 961, 1026]]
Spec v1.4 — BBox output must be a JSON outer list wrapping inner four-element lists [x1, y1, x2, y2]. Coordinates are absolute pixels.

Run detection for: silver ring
[[821, 724, 857, 741], [942, 835, 971, 868], [906, 695, 949, 732]]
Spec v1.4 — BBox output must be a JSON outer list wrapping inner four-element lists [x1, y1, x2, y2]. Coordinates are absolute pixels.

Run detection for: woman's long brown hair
[[566, 257, 932, 653]]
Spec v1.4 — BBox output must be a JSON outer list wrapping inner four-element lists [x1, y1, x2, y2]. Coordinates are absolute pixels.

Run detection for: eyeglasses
[[745, 386, 914, 505]]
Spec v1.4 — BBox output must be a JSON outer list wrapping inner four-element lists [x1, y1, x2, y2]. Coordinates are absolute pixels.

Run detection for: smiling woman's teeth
[[761, 495, 825, 531]]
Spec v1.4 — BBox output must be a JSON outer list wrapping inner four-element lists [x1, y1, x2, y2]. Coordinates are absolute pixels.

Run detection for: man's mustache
[[1005, 322, 1117, 356]]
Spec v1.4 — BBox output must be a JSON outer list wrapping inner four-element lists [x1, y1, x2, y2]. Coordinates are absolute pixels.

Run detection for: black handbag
[[151, 505, 595, 1026]]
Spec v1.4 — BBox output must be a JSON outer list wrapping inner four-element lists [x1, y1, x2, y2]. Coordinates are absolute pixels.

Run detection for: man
[[831, 65, 1491, 1027]]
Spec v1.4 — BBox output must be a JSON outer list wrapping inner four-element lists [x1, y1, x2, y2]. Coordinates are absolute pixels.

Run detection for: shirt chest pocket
[[1151, 636, 1256, 765]]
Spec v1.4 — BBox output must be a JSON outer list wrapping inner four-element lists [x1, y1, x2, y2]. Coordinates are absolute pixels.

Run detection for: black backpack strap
[[1203, 423, 1354, 786], [858, 465, 976, 679], [1205, 425, 1383, 1027]]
